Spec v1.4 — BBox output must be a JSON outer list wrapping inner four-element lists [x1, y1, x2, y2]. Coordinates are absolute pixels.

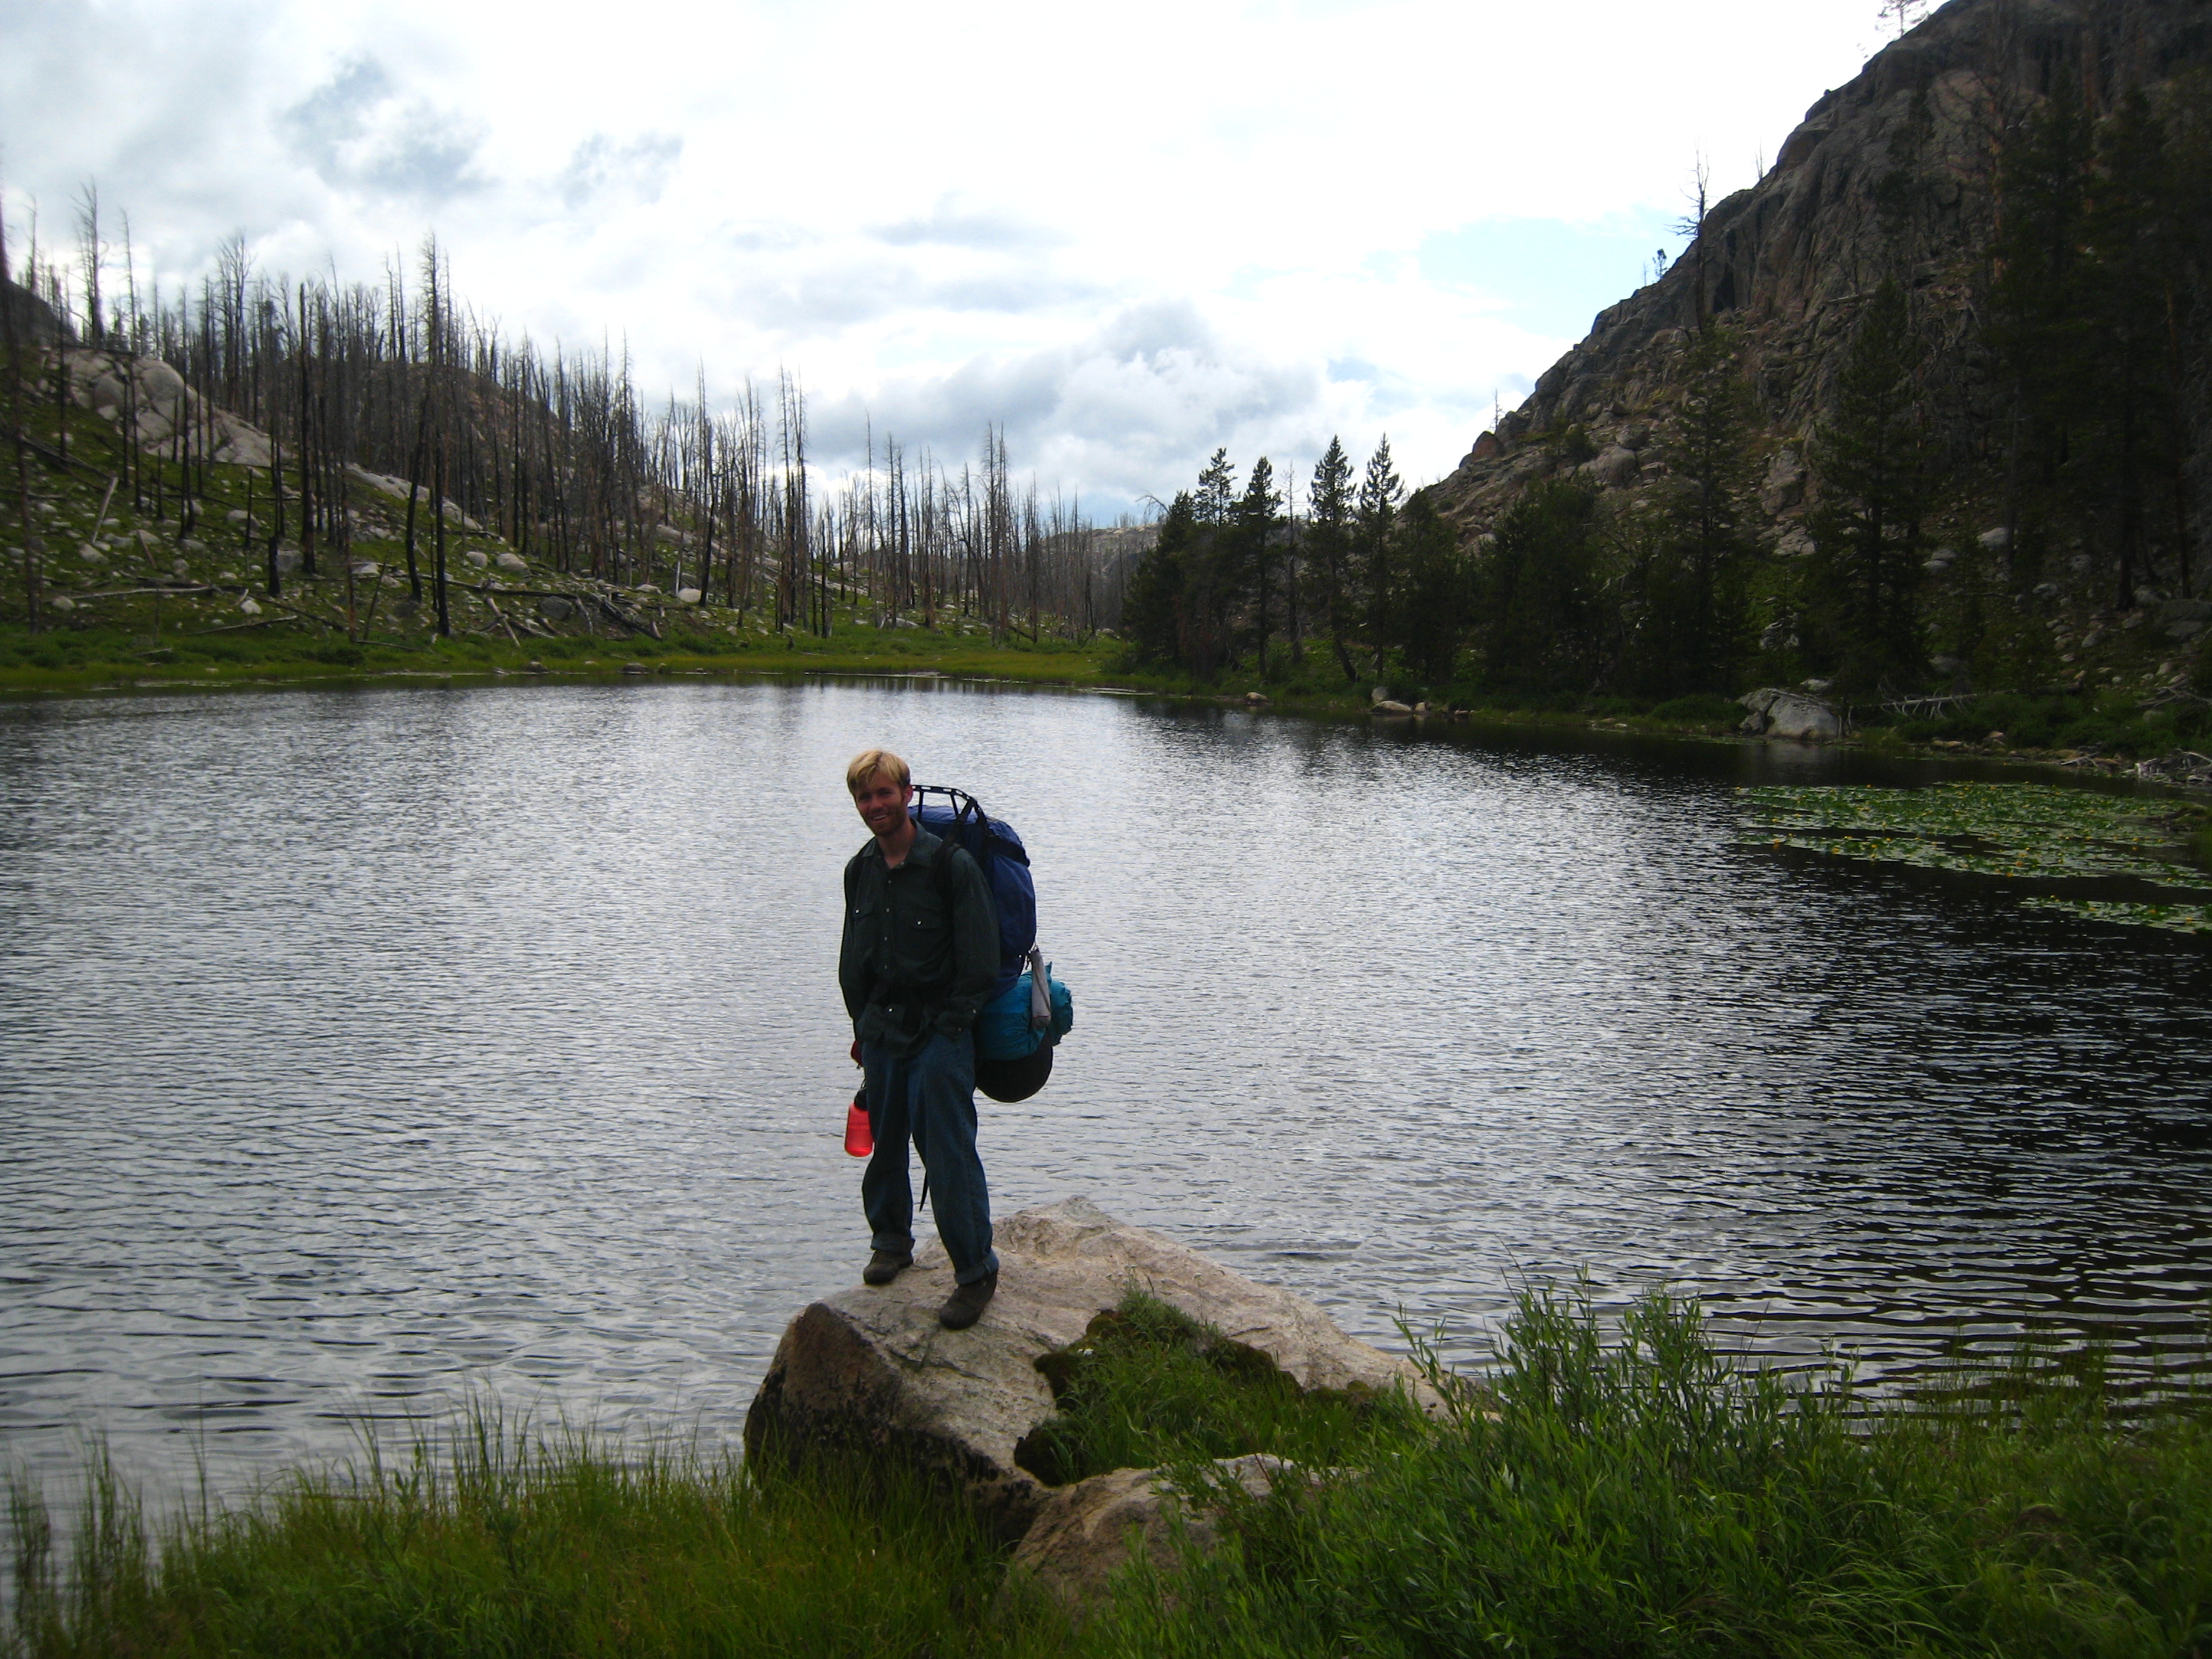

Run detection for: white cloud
[[0, 0, 1885, 512]]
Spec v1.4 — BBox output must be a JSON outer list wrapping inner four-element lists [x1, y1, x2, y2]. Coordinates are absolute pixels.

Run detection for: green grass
[[6, 1417, 1051, 1659], [1014, 1292, 1426, 1487], [14, 1289, 2212, 1656], [1087, 1289, 2212, 1658]]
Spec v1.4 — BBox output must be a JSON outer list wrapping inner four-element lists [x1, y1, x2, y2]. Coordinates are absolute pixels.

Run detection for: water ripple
[[4, 680, 2210, 1499]]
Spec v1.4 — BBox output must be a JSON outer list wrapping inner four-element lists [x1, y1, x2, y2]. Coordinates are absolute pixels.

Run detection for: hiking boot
[[938, 1267, 998, 1331], [862, 1249, 913, 1287]]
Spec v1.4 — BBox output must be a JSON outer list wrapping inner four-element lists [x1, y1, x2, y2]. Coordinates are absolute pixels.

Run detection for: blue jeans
[[861, 1030, 999, 1285]]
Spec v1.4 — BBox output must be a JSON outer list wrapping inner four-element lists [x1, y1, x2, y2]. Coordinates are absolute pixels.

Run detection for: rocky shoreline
[[742, 1196, 1438, 1614]]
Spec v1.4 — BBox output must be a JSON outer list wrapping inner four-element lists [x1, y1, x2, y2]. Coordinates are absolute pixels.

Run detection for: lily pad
[[2019, 898, 2212, 935], [1739, 783, 2212, 933]]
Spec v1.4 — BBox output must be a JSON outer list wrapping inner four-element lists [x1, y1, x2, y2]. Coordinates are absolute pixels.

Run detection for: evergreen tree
[[1234, 457, 1282, 671], [1388, 494, 1470, 687], [1475, 478, 1601, 696], [1354, 436, 1403, 675], [1805, 279, 1933, 691], [1195, 447, 1237, 526], [2081, 90, 2188, 604], [1304, 437, 1359, 681], [1988, 72, 2095, 581], [1123, 490, 1195, 665], [1624, 328, 1753, 696]]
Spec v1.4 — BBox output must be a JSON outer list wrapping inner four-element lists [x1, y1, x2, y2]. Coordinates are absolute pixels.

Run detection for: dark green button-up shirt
[[839, 827, 999, 1056]]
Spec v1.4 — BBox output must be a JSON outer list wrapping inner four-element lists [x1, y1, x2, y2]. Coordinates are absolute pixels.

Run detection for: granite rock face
[[1426, 0, 2212, 563], [742, 1196, 1429, 1544]]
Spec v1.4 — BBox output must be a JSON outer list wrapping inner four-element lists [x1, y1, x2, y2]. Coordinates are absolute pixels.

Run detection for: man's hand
[[850, 1040, 863, 1066]]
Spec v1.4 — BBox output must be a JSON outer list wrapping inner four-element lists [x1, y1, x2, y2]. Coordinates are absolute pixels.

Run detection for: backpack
[[912, 783, 1074, 1102], [912, 784, 1035, 999]]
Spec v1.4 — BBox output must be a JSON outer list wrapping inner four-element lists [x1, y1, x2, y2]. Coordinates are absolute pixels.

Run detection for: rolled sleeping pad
[[976, 1043, 1053, 1103]]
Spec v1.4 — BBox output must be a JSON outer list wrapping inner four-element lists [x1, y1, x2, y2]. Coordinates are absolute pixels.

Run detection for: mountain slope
[[1432, 0, 2211, 583]]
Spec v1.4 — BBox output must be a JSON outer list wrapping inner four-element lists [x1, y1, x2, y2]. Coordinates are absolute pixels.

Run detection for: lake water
[[4, 678, 2211, 1501]]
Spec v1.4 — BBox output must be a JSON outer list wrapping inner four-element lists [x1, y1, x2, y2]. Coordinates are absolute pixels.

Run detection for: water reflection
[[2, 679, 2208, 1500]]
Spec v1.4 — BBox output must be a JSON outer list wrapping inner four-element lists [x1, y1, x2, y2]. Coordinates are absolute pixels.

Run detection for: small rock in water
[[621, 661, 647, 674], [1372, 699, 1413, 715], [526, 660, 547, 673]]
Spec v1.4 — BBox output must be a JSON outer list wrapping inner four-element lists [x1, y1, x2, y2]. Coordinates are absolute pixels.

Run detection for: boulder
[[1759, 447, 1807, 513], [539, 596, 575, 621], [1581, 445, 1641, 487], [1739, 686, 1843, 739], [463, 549, 490, 569], [495, 552, 529, 573], [1371, 700, 1413, 715], [1007, 1454, 1292, 1617], [742, 1196, 1431, 1545], [677, 587, 703, 604]]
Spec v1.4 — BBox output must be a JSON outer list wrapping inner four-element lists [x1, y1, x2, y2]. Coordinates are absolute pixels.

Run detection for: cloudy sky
[[3, 0, 1892, 514]]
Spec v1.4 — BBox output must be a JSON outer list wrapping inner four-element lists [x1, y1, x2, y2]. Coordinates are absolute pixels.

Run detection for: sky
[[1, 0, 1897, 516]]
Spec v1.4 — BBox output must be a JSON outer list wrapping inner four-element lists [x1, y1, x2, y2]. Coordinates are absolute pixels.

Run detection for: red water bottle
[[844, 1090, 873, 1157]]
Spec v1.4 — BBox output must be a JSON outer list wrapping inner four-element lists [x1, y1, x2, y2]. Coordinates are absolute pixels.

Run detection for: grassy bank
[[12, 1290, 2212, 1658]]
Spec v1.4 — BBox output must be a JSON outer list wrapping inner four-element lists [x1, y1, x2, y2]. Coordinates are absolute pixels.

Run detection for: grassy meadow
[[11, 1288, 2212, 1658]]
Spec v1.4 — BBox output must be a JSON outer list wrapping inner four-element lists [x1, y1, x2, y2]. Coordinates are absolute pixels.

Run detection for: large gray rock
[[1581, 444, 1642, 487], [1007, 1453, 1291, 1617], [1740, 686, 1844, 740], [742, 1196, 1429, 1543]]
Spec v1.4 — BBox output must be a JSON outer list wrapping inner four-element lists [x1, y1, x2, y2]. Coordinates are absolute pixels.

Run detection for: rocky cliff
[[1431, 0, 2212, 574]]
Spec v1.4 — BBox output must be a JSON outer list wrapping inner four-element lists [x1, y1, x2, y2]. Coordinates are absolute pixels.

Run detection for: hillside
[[1420, 0, 2211, 705]]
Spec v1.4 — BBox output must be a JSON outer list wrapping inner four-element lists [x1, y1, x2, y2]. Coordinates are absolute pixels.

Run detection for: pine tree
[[1806, 280, 1933, 690], [1235, 457, 1282, 671], [2081, 90, 2188, 604], [1624, 328, 1752, 696], [1354, 436, 1403, 676], [1305, 438, 1358, 680], [1389, 494, 1470, 688], [1123, 491, 1195, 665], [1475, 478, 1601, 696], [1195, 447, 1236, 525]]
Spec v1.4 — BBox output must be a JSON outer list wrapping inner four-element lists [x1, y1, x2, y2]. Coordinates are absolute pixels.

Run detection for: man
[[839, 747, 1001, 1329]]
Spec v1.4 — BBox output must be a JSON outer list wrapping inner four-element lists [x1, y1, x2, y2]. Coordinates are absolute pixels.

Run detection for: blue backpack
[[911, 785, 1036, 999], [912, 784, 1074, 1101]]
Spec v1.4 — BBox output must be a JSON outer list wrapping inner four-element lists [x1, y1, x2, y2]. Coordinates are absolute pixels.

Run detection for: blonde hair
[[845, 748, 912, 795]]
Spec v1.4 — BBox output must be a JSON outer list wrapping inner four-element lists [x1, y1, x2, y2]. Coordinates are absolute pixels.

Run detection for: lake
[[4, 677, 2209, 1500]]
